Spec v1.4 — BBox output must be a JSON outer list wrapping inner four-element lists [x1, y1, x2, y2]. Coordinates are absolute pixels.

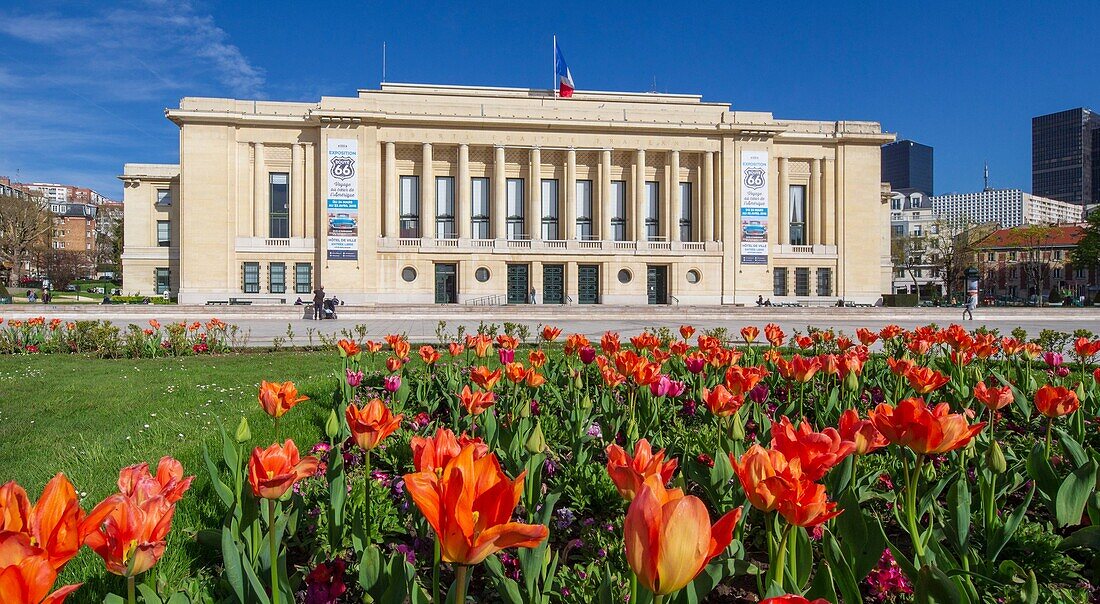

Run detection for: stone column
[[634, 149, 646, 241], [384, 142, 397, 238], [493, 146, 506, 239], [304, 143, 315, 238], [811, 158, 822, 245], [529, 147, 541, 239], [564, 148, 576, 240], [824, 159, 836, 246], [778, 157, 789, 245], [291, 143, 304, 238], [457, 144, 471, 239], [253, 142, 265, 237], [421, 143, 435, 239], [702, 151, 714, 241], [600, 149, 612, 240], [669, 150, 681, 242]]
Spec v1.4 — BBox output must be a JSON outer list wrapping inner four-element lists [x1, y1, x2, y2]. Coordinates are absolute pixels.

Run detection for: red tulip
[[769, 416, 855, 481], [837, 409, 887, 455], [869, 398, 985, 455], [0, 534, 82, 604], [346, 398, 404, 451], [459, 385, 497, 416], [248, 440, 319, 500], [973, 381, 1014, 411], [410, 428, 488, 473], [1034, 384, 1080, 418]]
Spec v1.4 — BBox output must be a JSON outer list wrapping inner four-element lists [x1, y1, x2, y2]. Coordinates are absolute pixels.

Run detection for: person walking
[[312, 286, 325, 320], [963, 291, 977, 321]]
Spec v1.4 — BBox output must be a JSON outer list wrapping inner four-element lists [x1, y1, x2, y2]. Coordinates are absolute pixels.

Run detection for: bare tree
[[926, 218, 995, 301], [0, 192, 53, 286], [891, 234, 925, 302], [42, 249, 93, 290]]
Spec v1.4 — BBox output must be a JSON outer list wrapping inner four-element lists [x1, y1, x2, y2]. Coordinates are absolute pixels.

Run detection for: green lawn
[[0, 351, 338, 598]]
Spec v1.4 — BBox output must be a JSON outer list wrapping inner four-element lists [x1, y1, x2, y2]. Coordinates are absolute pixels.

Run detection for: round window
[[617, 269, 632, 284], [475, 267, 490, 282], [686, 269, 701, 284], [401, 267, 417, 282]]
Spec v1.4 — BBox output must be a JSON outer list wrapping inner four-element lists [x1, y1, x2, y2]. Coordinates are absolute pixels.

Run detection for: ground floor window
[[794, 267, 810, 296], [270, 262, 286, 294], [243, 262, 260, 293], [295, 263, 312, 294], [816, 268, 832, 296], [773, 267, 788, 296], [155, 268, 170, 295]]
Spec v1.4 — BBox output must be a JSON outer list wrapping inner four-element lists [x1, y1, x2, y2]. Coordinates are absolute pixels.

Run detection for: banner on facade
[[326, 138, 359, 260], [739, 149, 769, 265]]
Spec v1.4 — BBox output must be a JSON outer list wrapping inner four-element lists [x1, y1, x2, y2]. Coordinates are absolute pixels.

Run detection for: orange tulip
[[624, 475, 741, 596], [886, 357, 917, 377], [448, 342, 465, 356], [794, 335, 813, 350], [0, 534, 81, 604], [775, 478, 842, 527], [390, 339, 410, 360], [601, 368, 626, 388], [528, 350, 547, 368], [524, 369, 546, 389], [337, 339, 361, 358], [1034, 385, 1080, 418], [247, 440, 319, 500], [85, 495, 174, 577], [385, 356, 404, 373], [724, 365, 769, 396], [601, 331, 621, 354], [973, 381, 1014, 411], [346, 399, 404, 451], [564, 333, 590, 355], [701, 385, 743, 417], [818, 354, 840, 376], [999, 337, 1024, 356], [669, 341, 689, 357], [471, 335, 493, 358], [730, 445, 801, 513], [787, 355, 822, 382], [837, 409, 887, 455], [879, 324, 903, 339], [740, 325, 759, 344], [541, 326, 562, 342], [905, 366, 951, 394], [764, 323, 785, 347], [459, 385, 497, 416], [769, 416, 855, 481], [383, 334, 402, 348], [0, 474, 122, 571], [116, 457, 193, 510], [856, 328, 879, 346], [504, 362, 527, 384], [404, 446, 548, 565], [469, 365, 501, 391], [410, 428, 489, 473], [630, 332, 661, 352], [869, 398, 986, 455], [418, 345, 441, 365], [679, 325, 696, 340], [605, 439, 678, 501], [258, 380, 309, 419], [364, 340, 383, 354]]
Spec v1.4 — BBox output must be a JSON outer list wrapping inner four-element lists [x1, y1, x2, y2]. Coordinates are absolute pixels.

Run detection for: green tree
[[1070, 210, 1100, 269]]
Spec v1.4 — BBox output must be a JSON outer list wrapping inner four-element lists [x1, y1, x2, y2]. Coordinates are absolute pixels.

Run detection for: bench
[[206, 300, 229, 305], [229, 297, 286, 305]]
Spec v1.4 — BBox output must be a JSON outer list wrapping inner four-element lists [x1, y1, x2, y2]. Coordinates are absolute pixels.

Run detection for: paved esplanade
[[3, 306, 1098, 346]]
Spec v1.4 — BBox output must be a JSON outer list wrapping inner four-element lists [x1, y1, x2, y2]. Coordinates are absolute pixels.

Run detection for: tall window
[[156, 189, 172, 206], [576, 180, 593, 240], [436, 177, 455, 238], [611, 180, 627, 241], [645, 181, 660, 240], [471, 177, 490, 239], [789, 185, 807, 245], [269, 173, 290, 238], [816, 268, 832, 296], [156, 220, 170, 247], [243, 262, 260, 293], [294, 263, 312, 294], [773, 267, 788, 296], [795, 267, 810, 296], [679, 182, 693, 242], [506, 178, 525, 239], [399, 176, 420, 238], [155, 268, 170, 295], [541, 179, 559, 240], [269, 262, 286, 294]]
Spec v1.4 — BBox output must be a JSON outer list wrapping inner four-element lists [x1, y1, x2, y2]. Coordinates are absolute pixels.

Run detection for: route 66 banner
[[739, 150, 769, 265], [326, 138, 358, 260]]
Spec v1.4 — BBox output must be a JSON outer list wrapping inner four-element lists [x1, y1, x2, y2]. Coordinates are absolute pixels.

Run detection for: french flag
[[555, 41, 575, 98]]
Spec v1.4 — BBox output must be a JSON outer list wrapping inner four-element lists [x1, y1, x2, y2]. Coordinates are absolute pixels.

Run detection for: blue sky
[[0, 0, 1097, 200]]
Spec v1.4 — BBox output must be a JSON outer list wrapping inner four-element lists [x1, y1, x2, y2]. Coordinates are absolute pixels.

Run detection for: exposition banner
[[739, 149, 769, 265], [326, 138, 359, 260]]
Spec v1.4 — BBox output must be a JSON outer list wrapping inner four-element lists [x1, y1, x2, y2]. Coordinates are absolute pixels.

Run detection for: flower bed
[[0, 317, 238, 357], [3, 323, 1100, 603]]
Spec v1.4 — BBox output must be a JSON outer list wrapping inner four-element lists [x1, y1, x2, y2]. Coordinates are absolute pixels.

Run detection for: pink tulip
[[579, 346, 597, 365], [649, 375, 672, 397], [346, 369, 364, 387], [668, 380, 687, 398], [685, 356, 706, 374], [383, 375, 402, 393], [498, 348, 515, 364]]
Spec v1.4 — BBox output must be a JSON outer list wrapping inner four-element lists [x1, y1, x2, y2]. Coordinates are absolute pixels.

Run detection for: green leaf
[[358, 544, 382, 593], [220, 525, 246, 603], [1025, 443, 1061, 500], [596, 567, 616, 604], [992, 370, 1030, 421], [103, 595, 126, 604], [915, 564, 966, 604], [805, 561, 838, 604], [1055, 428, 1089, 467], [824, 531, 864, 604], [836, 490, 887, 581], [945, 479, 971, 553], [1059, 525, 1100, 551], [202, 442, 234, 508], [137, 583, 163, 604], [1055, 459, 1097, 527], [987, 483, 1034, 562]]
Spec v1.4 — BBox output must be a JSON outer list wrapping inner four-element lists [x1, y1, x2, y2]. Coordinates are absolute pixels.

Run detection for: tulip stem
[[1045, 417, 1054, 459], [268, 499, 280, 604], [365, 449, 373, 544], [903, 454, 927, 565], [432, 539, 441, 604], [773, 524, 793, 590], [453, 564, 469, 603], [127, 575, 135, 604]]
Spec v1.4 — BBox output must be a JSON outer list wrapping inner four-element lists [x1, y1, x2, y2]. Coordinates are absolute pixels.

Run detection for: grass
[[0, 350, 338, 599]]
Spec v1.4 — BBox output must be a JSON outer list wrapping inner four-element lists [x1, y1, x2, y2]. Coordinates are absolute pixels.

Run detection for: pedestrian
[[529, 287, 537, 304], [963, 291, 978, 321], [313, 286, 325, 320]]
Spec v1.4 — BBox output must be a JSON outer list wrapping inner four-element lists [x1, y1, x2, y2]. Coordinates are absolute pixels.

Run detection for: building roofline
[[367, 82, 714, 105]]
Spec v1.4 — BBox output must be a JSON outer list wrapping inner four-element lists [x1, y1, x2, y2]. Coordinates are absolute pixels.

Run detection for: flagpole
[[553, 34, 557, 98]]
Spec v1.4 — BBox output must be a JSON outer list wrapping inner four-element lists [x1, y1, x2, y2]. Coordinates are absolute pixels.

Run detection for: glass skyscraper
[[1032, 107, 1100, 206], [881, 140, 934, 195]]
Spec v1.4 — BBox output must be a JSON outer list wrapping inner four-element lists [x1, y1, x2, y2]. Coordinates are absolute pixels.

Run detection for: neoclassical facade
[[121, 83, 893, 305]]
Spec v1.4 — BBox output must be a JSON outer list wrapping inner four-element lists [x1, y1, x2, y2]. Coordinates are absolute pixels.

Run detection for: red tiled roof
[[976, 224, 1085, 249]]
